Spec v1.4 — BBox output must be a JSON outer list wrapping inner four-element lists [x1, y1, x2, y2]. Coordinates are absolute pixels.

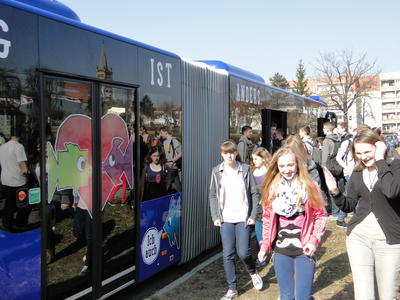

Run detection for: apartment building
[[380, 72, 400, 133]]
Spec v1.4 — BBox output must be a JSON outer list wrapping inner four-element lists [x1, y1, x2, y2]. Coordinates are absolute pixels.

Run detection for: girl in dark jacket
[[324, 128, 400, 300]]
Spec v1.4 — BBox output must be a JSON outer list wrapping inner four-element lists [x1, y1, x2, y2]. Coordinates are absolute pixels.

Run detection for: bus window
[[44, 77, 93, 299], [100, 84, 136, 282], [0, 71, 40, 234]]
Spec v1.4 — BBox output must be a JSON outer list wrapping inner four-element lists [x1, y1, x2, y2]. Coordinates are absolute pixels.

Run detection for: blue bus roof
[[0, 0, 180, 59], [199, 60, 326, 105], [198, 60, 266, 85], [1, 0, 326, 107]]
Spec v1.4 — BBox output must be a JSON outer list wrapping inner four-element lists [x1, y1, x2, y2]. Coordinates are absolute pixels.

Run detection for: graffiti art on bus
[[139, 193, 181, 282], [101, 113, 133, 205], [163, 194, 181, 249], [47, 113, 133, 216]]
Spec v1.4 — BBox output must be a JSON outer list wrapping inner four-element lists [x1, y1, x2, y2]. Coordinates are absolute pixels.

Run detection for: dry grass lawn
[[154, 219, 399, 300]]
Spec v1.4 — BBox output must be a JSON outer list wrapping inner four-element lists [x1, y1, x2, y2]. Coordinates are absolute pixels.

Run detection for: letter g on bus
[[0, 19, 11, 59]]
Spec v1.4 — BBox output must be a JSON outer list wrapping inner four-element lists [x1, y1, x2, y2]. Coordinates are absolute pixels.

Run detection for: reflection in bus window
[[0, 69, 40, 234], [45, 77, 93, 298], [100, 84, 136, 281]]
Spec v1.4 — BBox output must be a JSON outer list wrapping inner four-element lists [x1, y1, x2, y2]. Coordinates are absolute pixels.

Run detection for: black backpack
[[325, 137, 343, 177]]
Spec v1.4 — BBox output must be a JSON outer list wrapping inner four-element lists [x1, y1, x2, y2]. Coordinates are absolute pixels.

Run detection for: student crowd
[[209, 122, 400, 300]]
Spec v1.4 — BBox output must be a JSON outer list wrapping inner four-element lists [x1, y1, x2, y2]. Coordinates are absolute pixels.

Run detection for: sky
[[60, 0, 400, 82]]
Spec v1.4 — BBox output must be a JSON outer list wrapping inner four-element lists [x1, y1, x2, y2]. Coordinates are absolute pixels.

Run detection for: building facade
[[295, 75, 382, 133], [380, 72, 400, 133]]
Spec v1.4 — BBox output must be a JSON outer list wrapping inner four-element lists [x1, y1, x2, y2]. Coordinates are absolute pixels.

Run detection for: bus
[[0, 0, 326, 299]]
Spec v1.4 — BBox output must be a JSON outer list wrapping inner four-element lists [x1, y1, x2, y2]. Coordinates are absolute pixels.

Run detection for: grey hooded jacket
[[237, 136, 252, 164], [209, 162, 260, 223]]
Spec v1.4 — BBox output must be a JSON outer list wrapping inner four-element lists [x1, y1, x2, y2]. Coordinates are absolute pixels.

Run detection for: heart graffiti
[[47, 113, 133, 217]]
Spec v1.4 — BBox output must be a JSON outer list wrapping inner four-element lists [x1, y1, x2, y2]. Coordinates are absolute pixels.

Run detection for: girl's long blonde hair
[[261, 147, 323, 209], [250, 147, 272, 170]]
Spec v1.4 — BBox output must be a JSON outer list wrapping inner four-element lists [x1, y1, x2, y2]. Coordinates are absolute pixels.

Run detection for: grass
[[47, 193, 135, 299]]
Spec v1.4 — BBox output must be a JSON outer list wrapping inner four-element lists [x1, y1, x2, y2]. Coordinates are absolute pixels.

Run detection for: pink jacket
[[259, 195, 328, 254]]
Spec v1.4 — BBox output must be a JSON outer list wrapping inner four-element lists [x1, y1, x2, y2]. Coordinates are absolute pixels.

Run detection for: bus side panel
[[0, 229, 40, 300]]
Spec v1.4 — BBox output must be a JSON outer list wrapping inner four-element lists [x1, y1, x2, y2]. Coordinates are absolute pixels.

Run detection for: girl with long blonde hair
[[258, 147, 327, 300]]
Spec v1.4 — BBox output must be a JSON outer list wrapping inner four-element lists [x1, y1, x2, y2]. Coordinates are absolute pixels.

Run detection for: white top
[[220, 166, 248, 223], [0, 140, 27, 187], [337, 138, 355, 176], [352, 212, 386, 240]]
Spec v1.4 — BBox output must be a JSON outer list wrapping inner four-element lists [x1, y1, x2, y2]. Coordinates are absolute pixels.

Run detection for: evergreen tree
[[292, 59, 310, 96], [140, 95, 155, 117], [269, 73, 289, 89]]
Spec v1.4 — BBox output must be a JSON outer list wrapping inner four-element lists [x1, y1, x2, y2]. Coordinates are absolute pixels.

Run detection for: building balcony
[[381, 85, 397, 92]]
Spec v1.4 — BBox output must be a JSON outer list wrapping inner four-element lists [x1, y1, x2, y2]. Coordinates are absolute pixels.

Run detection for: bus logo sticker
[[0, 19, 11, 59], [141, 227, 161, 265]]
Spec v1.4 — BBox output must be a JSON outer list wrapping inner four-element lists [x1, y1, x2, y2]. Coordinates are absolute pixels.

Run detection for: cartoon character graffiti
[[47, 113, 133, 216], [163, 195, 181, 249], [47, 143, 91, 204]]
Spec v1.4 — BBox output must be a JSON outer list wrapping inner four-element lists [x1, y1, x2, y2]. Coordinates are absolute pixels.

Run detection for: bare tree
[[314, 49, 379, 122]]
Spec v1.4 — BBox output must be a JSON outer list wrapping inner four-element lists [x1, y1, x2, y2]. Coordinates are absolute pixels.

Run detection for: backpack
[[340, 134, 353, 164], [170, 138, 182, 169], [304, 140, 322, 166], [325, 137, 343, 177]]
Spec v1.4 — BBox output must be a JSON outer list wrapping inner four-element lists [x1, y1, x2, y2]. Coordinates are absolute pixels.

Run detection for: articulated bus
[[0, 0, 326, 299]]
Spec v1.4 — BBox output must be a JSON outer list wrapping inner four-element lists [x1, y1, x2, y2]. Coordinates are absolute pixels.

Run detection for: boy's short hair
[[241, 126, 252, 134]]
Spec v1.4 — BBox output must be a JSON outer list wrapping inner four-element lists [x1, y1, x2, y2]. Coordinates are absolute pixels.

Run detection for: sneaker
[[336, 220, 347, 228], [251, 273, 263, 290], [78, 265, 90, 277], [255, 259, 266, 268], [220, 290, 238, 300]]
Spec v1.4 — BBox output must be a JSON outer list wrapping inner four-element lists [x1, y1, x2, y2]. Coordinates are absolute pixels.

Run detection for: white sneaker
[[78, 265, 89, 277], [250, 273, 263, 290]]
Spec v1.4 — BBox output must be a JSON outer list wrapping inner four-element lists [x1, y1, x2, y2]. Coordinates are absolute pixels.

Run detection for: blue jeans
[[346, 231, 400, 300], [273, 253, 315, 300], [220, 222, 255, 290], [331, 177, 347, 222], [331, 197, 347, 222]]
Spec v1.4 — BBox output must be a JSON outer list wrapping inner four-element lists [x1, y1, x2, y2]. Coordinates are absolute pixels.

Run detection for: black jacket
[[332, 159, 400, 244]]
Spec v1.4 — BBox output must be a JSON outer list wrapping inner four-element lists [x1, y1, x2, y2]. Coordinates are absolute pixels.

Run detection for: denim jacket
[[209, 162, 260, 223]]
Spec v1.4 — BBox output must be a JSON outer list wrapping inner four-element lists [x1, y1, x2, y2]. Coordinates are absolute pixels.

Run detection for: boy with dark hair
[[322, 122, 347, 227], [237, 126, 253, 164]]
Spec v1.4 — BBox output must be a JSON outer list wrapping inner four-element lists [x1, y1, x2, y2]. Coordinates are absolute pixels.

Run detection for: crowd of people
[[139, 125, 183, 201], [209, 123, 400, 300]]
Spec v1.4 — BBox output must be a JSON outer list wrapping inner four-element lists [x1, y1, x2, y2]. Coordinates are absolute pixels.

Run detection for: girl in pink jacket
[[258, 147, 327, 300]]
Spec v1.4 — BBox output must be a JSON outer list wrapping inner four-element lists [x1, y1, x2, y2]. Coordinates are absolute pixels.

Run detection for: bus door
[[99, 84, 137, 296], [43, 76, 95, 299], [43, 75, 138, 299], [261, 109, 287, 153]]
